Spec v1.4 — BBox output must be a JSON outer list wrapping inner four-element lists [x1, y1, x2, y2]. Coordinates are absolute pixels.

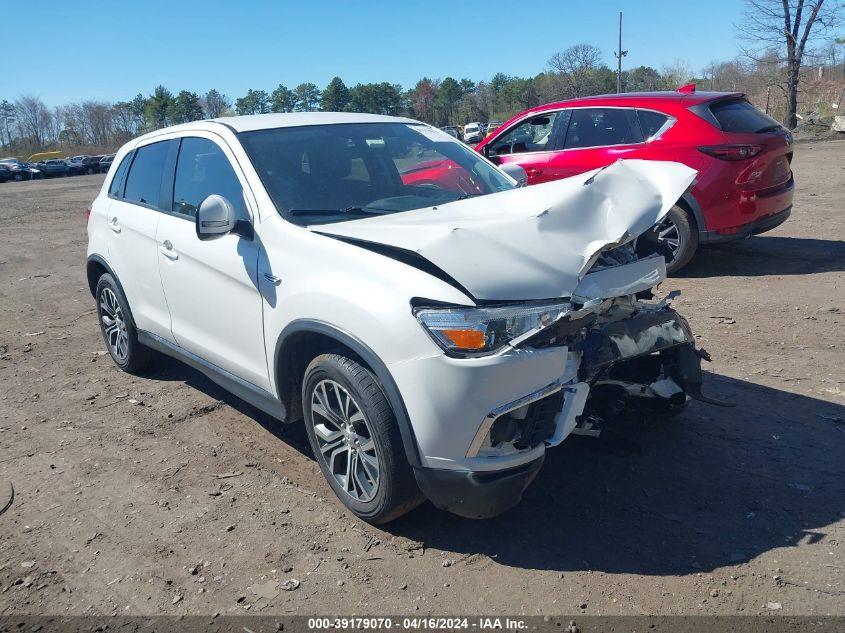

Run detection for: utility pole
[[615, 12, 627, 94]]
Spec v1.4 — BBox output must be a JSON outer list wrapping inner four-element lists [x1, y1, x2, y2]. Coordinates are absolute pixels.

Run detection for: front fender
[[273, 319, 423, 467]]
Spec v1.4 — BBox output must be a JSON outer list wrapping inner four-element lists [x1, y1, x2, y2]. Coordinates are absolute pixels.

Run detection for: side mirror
[[482, 145, 502, 165], [499, 163, 528, 187], [196, 194, 236, 240]]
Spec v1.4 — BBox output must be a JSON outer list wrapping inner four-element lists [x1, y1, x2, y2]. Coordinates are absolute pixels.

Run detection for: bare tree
[[14, 96, 50, 148], [739, 0, 842, 128], [547, 44, 607, 97]]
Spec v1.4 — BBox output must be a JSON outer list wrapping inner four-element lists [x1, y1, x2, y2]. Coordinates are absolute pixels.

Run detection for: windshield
[[238, 122, 515, 226]]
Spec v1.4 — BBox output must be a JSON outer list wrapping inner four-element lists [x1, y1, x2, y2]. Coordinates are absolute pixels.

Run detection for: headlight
[[414, 301, 572, 356]]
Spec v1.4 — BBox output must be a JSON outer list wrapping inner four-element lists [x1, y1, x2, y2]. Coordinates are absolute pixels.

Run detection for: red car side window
[[564, 108, 644, 149]]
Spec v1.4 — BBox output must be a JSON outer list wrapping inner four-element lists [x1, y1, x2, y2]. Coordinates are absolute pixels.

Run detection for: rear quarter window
[[708, 98, 780, 133], [637, 110, 670, 139], [108, 153, 133, 197]]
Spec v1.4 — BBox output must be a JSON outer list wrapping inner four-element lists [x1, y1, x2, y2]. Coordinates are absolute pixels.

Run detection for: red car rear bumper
[[699, 204, 792, 243], [696, 175, 794, 244]]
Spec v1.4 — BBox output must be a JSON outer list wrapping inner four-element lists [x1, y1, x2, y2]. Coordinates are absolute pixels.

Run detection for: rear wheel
[[302, 353, 423, 524], [95, 273, 154, 373], [638, 204, 698, 274]]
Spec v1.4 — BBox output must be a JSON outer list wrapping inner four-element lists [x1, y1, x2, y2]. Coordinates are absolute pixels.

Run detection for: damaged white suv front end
[[315, 158, 719, 519]]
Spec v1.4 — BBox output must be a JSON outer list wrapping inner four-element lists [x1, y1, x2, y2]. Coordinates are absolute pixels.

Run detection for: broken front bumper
[[408, 303, 705, 519]]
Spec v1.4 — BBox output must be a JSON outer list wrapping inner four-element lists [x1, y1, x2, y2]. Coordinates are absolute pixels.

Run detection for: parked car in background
[[475, 86, 794, 272], [462, 122, 483, 144], [37, 158, 70, 177], [0, 163, 12, 183], [0, 158, 42, 181], [99, 154, 115, 172], [67, 156, 88, 176], [486, 121, 502, 137], [80, 155, 105, 174], [86, 112, 717, 523], [440, 126, 461, 139]]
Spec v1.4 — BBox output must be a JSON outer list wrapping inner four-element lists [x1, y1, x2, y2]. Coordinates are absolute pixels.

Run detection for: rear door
[[105, 140, 177, 341], [486, 110, 567, 185], [544, 107, 645, 180], [155, 134, 269, 391]]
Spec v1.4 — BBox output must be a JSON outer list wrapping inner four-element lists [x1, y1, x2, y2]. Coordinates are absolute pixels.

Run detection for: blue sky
[[4, 0, 746, 106]]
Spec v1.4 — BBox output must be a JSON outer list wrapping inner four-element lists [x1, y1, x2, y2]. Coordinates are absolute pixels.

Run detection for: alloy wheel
[[99, 287, 129, 362], [310, 379, 380, 502], [653, 215, 682, 258]]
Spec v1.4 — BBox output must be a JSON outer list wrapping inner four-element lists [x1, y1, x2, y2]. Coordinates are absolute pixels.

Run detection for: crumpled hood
[[314, 159, 697, 301]]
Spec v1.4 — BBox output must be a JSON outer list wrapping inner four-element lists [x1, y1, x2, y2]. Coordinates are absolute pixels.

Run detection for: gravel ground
[[0, 141, 843, 617]]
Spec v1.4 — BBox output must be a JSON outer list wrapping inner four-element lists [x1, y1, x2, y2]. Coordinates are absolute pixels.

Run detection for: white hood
[[314, 159, 697, 301]]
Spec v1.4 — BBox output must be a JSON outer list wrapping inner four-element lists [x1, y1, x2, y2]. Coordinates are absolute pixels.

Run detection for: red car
[[475, 86, 795, 272]]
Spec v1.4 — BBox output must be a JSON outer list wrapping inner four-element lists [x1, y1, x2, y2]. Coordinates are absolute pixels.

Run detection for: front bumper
[[413, 457, 545, 519]]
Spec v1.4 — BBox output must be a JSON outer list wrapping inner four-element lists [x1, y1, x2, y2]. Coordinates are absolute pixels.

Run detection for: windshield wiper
[[288, 206, 388, 217]]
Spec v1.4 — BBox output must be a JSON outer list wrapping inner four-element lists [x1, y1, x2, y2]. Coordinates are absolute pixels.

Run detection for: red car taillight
[[698, 144, 764, 161], [85, 207, 91, 222]]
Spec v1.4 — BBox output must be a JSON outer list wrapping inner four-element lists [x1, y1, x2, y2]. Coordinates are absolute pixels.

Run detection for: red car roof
[[523, 90, 745, 113]]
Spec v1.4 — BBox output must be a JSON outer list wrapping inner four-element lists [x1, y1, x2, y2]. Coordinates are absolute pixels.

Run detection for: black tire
[[302, 353, 423, 524], [94, 273, 154, 373], [637, 204, 698, 274], [14, 173, 22, 182]]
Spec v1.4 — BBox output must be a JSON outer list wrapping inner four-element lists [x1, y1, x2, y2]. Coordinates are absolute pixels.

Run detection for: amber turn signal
[[441, 329, 486, 350]]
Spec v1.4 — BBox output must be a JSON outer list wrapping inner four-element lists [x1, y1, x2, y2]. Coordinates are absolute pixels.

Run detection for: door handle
[[263, 273, 282, 285], [109, 217, 121, 233], [526, 168, 543, 177], [159, 240, 178, 261]]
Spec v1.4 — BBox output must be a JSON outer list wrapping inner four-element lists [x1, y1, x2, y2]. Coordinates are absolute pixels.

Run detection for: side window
[[564, 108, 644, 149], [124, 141, 172, 209], [108, 152, 133, 197], [490, 112, 559, 155], [173, 137, 248, 220], [638, 110, 670, 139]]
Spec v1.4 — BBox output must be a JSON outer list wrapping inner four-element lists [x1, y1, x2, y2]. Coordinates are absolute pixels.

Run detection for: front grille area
[[489, 390, 564, 450]]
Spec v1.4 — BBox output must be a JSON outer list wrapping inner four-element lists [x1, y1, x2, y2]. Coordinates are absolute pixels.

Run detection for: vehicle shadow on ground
[[679, 236, 845, 278], [388, 372, 845, 576], [142, 360, 314, 457]]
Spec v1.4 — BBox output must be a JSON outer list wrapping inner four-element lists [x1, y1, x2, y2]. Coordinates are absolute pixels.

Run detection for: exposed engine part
[[589, 240, 639, 271], [571, 415, 603, 437]]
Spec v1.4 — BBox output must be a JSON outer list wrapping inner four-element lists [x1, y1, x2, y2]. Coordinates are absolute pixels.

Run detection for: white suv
[[86, 112, 716, 523]]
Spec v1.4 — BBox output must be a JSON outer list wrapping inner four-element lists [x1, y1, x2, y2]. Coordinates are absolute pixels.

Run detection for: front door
[[155, 134, 270, 391], [487, 110, 567, 185]]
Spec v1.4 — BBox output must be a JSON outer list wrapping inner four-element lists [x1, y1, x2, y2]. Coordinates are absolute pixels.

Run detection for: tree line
[[3, 0, 843, 158]]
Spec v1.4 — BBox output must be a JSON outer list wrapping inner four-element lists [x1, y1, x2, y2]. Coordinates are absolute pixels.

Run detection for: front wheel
[[95, 273, 154, 373], [302, 354, 423, 524]]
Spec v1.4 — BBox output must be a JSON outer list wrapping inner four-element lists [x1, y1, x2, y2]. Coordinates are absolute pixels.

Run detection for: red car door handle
[[526, 168, 543, 176]]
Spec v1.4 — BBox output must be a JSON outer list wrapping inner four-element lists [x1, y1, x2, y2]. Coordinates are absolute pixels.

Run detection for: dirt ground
[[0, 141, 843, 618]]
